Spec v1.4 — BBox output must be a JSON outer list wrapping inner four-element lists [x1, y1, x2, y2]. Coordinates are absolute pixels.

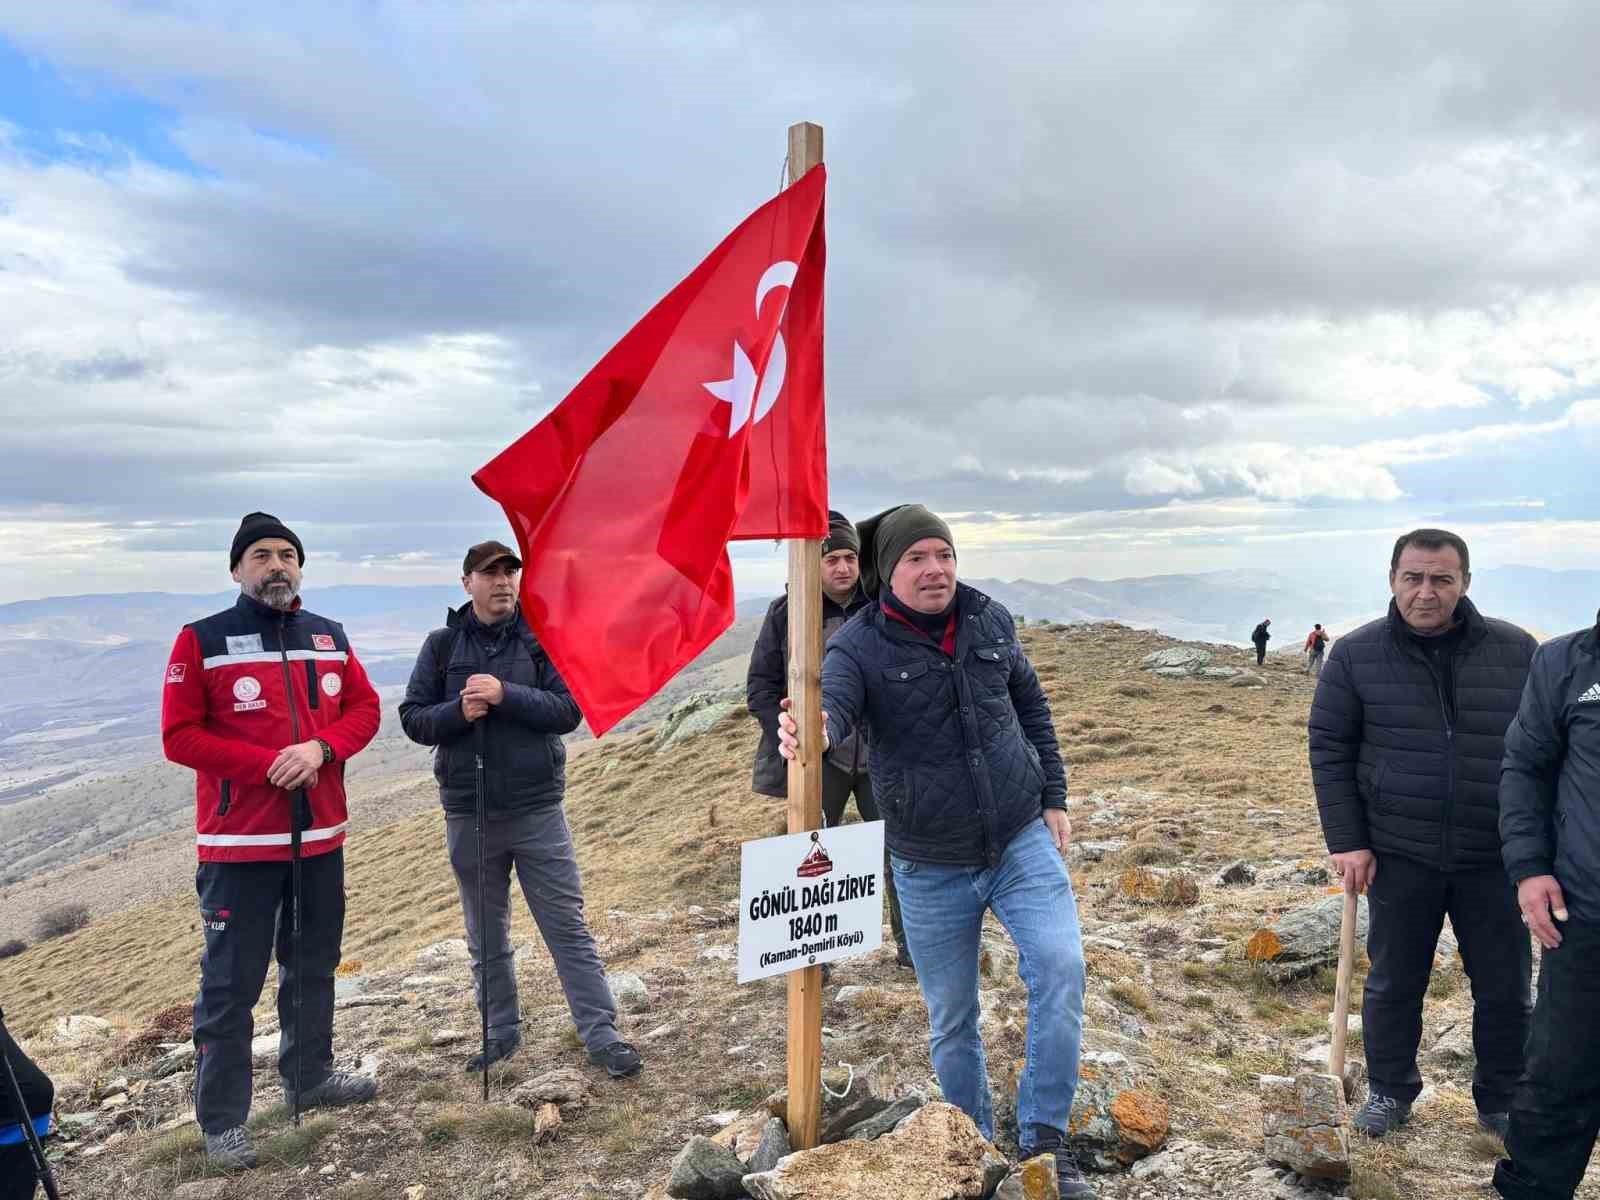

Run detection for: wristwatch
[[315, 738, 335, 765]]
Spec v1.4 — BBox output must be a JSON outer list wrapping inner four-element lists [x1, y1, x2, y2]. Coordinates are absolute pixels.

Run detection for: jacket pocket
[[216, 779, 232, 817], [884, 661, 930, 685], [1367, 760, 1392, 810]]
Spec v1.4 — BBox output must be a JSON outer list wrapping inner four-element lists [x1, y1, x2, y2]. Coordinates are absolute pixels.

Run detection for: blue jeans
[[890, 817, 1085, 1149]]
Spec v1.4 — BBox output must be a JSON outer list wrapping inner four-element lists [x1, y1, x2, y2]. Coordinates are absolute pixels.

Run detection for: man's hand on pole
[[777, 696, 829, 760], [1518, 874, 1569, 950], [1042, 807, 1072, 854], [267, 741, 324, 790], [1331, 849, 1376, 895]]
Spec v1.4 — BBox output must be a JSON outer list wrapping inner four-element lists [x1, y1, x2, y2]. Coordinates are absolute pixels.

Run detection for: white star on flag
[[703, 341, 760, 436]]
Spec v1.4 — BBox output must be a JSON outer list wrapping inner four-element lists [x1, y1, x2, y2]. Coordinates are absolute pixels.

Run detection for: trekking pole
[[0, 1006, 62, 1200], [1329, 888, 1359, 1088], [291, 787, 308, 1128], [474, 720, 489, 1103]]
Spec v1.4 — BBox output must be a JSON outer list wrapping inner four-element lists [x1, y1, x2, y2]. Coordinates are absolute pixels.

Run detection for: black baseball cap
[[463, 540, 523, 574]]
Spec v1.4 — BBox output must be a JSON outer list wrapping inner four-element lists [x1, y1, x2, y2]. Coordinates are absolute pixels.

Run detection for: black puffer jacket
[[399, 604, 582, 816], [746, 587, 871, 796], [821, 583, 1067, 867], [1500, 616, 1600, 920], [1309, 596, 1535, 870]]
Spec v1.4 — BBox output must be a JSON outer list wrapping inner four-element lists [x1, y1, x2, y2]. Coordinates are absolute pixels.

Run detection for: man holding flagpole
[[777, 505, 1091, 1197]]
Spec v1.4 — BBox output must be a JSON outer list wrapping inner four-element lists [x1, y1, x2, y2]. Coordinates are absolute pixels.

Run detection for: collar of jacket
[[235, 591, 301, 622], [871, 582, 989, 653], [1384, 593, 1487, 651], [449, 600, 524, 640]]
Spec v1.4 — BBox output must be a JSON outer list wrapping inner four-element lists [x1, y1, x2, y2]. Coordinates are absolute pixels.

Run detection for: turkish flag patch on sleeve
[[166, 663, 187, 684], [312, 634, 336, 651]]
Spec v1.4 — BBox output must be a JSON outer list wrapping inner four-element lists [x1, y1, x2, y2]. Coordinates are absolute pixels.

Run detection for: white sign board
[[737, 821, 886, 984]]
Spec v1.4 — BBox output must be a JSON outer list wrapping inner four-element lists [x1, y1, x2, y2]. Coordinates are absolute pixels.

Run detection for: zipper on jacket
[[305, 658, 320, 709], [216, 779, 232, 817], [276, 617, 304, 744]]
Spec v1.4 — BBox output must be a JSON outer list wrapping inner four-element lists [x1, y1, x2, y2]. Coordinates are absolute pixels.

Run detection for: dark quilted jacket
[[746, 588, 871, 797], [1308, 596, 1535, 870], [1500, 617, 1600, 920], [820, 583, 1067, 866], [399, 604, 583, 816]]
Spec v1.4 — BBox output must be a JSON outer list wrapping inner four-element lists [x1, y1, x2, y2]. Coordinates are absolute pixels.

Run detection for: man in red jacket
[[162, 512, 381, 1169]]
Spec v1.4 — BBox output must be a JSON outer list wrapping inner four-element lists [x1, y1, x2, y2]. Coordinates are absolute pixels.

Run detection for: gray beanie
[[823, 510, 860, 556], [857, 504, 955, 596]]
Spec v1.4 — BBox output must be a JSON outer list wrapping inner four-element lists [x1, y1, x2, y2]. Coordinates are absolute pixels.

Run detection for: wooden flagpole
[[783, 118, 826, 1153]]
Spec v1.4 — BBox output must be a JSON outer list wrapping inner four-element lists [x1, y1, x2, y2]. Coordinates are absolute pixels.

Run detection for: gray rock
[[669, 1135, 749, 1199], [249, 1033, 278, 1067], [333, 993, 405, 1009], [1141, 647, 1212, 673], [978, 935, 1020, 986], [608, 971, 652, 1012], [173, 1181, 230, 1200], [994, 1155, 1060, 1200], [835, 986, 869, 1004], [747, 1117, 792, 1173], [1215, 859, 1257, 887], [843, 1095, 924, 1141], [1260, 1073, 1350, 1182], [1153, 666, 1194, 678], [51, 1015, 114, 1044], [152, 1041, 197, 1078], [415, 938, 470, 968], [1229, 672, 1267, 688], [1070, 839, 1126, 864], [1246, 894, 1370, 982], [655, 691, 744, 751], [1199, 666, 1242, 679]]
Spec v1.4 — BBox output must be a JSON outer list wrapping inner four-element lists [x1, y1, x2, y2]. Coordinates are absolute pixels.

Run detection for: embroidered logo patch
[[1579, 683, 1600, 704], [166, 663, 187, 684], [226, 633, 264, 655], [233, 676, 261, 702], [312, 633, 336, 651], [321, 672, 343, 697]]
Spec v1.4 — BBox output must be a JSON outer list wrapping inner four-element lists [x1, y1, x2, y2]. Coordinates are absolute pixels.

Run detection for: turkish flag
[[474, 165, 827, 735]]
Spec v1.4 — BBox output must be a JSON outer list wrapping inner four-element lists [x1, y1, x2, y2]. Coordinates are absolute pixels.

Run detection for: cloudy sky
[[3, 2, 1600, 604]]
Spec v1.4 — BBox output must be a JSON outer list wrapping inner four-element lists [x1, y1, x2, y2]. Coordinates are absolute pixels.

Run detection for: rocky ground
[[4, 620, 1587, 1198]]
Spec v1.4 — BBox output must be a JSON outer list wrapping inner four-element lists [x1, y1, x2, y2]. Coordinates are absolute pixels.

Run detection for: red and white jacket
[[162, 593, 381, 863]]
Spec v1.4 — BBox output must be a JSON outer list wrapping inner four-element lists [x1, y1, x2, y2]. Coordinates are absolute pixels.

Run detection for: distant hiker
[[1304, 624, 1329, 675], [1309, 528, 1534, 1142], [777, 505, 1091, 1198], [399, 541, 642, 1081], [1251, 618, 1272, 666], [161, 513, 383, 1169], [1493, 611, 1600, 1198], [747, 510, 911, 968], [0, 1016, 53, 1200]]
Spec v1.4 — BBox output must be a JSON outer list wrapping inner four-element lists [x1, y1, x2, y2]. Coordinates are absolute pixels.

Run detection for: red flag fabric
[[474, 165, 827, 735]]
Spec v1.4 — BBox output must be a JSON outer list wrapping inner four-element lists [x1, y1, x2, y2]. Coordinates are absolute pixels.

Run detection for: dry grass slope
[[1, 622, 1581, 1198]]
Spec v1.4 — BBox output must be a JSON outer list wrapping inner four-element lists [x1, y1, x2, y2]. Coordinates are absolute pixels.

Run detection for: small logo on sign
[[166, 663, 187, 684], [233, 676, 262, 702], [226, 634, 264, 655], [312, 634, 336, 651], [796, 831, 834, 879], [321, 672, 342, 697]]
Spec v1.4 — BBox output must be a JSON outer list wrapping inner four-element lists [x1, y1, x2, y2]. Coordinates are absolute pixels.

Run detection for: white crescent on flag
[[703, 260, 798, 436]]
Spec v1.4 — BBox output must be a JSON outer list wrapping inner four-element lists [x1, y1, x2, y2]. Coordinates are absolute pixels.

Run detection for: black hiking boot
[[588, 1039, 643, 1078], [204, 1125, 258, 1170], [465, 1030, 521, 1073], [895, 943, 914, 970], [1352, 1092, 1411, 1137], [285, 1070, 378, 1111]]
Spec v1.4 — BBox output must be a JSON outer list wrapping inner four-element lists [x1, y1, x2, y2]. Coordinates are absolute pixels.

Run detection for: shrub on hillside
[[34, 902, 90, 941], [0, 938, 25, 959]]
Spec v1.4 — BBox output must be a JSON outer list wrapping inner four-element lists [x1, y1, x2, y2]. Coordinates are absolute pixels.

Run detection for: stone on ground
[[747, 1117, 792, 1173], [1116, 866, 1201, 907], [994, 1154, 1060, 1200], [52, 1015, 114, 1044], [533, 1102, 562, 1143], [1140, 648, 1211, 674], [669, 1134, 748, 1199], [763, 1057, 897, 1143], [1245, 894, 1369, 982], [1066, 1051, 1170, 1168], [655, 691, 743, 751], [741, 1102, 1002, 1200], [1215, 859, 1257, 886], [415, 939, 469, 968], [1260, 1073, 1350, 1182], [843, 1095, 924, 1141], [608, 970, 652, 1012], [508, 1067, 594, 1109]]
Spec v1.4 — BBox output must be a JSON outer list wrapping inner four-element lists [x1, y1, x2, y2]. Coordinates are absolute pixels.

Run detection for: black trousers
[[0, 1019, 52, 1200], [1495, 918, 1600, 1199], [821, 764, 907, 951], [1255, 644, 1266, 665], [1364, 852, 1530, 1112], [192, 849, 345, 1133]]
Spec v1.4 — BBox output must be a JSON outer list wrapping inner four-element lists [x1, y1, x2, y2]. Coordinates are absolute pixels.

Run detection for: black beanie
[[230, 512, 304, 569], [857, 504, 955, 597], [823, 510, 860, 556]]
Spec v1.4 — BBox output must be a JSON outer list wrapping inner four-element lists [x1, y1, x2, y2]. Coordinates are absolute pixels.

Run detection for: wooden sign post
[[783, 118, 826, 1153]]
